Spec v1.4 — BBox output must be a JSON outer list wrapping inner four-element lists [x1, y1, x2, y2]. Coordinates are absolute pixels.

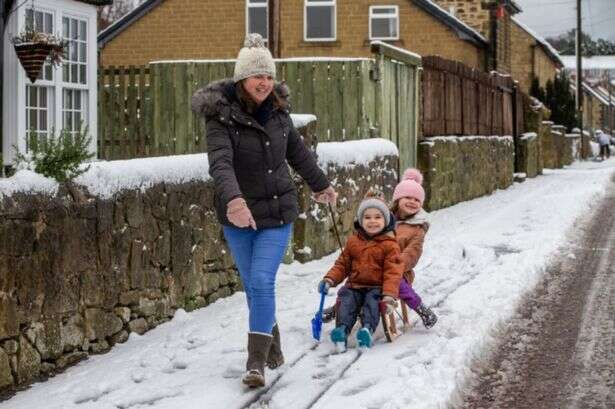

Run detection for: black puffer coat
[[191, 79, 330, 228]]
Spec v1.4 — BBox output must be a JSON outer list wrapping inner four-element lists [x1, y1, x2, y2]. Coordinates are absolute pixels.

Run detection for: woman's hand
[[226, 198, 257, 230], [313, 186, 338, 205]]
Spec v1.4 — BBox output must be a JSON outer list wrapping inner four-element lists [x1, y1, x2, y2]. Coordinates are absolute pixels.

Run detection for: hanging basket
[[14, 42, 56, 83]]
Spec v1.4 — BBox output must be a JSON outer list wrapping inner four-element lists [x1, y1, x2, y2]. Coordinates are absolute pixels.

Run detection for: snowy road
[[2, 160, 614, 409], [458, 173, 615, 409]]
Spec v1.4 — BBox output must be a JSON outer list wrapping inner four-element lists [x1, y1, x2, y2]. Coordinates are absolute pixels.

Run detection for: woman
[[191, 34, 336, 388]]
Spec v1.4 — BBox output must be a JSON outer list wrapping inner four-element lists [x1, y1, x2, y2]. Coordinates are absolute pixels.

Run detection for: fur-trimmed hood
[[191, 78, 290, 118]]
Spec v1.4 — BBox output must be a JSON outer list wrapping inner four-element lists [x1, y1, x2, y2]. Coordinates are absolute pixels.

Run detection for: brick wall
[[100, 0, 246, 66], [101, 0, 485, 70], [510, 19, 558, 94], [434, 0, 490, 38]]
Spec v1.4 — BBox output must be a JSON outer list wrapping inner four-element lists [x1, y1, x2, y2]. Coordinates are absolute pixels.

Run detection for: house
[[561, 55, 615, 80], [433, 0, 522, 73], [98, 0, 488, 70], [1, 0, 112, 168], [509, 17, 562, 95]]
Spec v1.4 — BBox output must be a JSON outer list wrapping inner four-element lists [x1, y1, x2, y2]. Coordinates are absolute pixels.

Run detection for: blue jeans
[[222, 223, 292, 334], [335, 286, 382, 334]]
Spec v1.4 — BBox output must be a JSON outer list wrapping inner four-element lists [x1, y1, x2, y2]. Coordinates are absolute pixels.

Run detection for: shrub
[[14, 126, 95, 182]]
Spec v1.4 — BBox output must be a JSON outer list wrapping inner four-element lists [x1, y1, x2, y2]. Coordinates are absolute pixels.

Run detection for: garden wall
[[0, 139, 398, 394], [417, 136, 515, 211]]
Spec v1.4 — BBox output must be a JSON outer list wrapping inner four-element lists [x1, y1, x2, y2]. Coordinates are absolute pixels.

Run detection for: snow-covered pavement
[[3, 159, 614, 409]]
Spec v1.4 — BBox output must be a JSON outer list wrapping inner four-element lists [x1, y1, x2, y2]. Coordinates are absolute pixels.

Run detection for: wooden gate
[[372, 42, 421, 171]]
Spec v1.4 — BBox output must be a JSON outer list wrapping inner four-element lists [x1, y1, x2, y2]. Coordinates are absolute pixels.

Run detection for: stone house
[[433, 0, 522, 73], [509, 17, 562, 95], [98, 0, 487, 70], [1, 0, 111, 168]]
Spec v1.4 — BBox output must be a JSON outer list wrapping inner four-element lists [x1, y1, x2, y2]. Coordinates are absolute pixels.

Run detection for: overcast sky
[[515, 0, 615, 42]]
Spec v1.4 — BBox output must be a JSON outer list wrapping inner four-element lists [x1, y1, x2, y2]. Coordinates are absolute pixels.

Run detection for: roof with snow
[[571, 82, 615, 107], [511, 17, 563, 67], [99, 0, 488, 50], [561, 55, 615, 70]]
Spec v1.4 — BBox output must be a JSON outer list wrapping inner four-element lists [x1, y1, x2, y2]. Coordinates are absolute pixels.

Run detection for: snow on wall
[[316, 138, 398, 169], [0, 170, 59, 198], [290, 114, 317, 128], [0, 138, 398, 199]]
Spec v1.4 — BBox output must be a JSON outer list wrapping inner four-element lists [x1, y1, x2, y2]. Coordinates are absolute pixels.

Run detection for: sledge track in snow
[[236, 256, 486, 409], [237, 169, 602, 409]]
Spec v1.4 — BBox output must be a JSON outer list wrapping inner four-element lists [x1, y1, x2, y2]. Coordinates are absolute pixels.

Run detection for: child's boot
[[356, 327, 372, 348], [330, 325, 347, 345], [416, 304, 438, 328]]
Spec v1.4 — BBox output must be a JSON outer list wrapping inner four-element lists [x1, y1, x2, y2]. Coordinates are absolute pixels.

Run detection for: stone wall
[[0, 181, 239, 394], [515, 132, 542, 178], [417, 136, 514, 211], [0, 149, 398, 394], [293, 156, 398, 263]]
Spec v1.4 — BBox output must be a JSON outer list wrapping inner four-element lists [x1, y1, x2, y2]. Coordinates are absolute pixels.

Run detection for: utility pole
[[608, 71, 612, 133], [576, 0, 585, 158]]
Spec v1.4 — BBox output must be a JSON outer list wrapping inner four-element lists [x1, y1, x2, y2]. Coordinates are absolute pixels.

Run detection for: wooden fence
[[98, 43, 422, 170], [421, 56, 525, 137]]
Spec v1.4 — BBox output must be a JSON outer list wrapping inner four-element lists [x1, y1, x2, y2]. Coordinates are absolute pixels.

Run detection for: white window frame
[[2, 0, 98, 166], [304, 0, 336, 42], [369, 5, 399, 41], [25, 85, 55, 145], [246, 0, 268, 43]]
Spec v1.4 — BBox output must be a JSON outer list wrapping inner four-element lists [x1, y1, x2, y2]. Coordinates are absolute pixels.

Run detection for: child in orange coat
[[317, 194, 403, 348], [391, 168, 437, 328]]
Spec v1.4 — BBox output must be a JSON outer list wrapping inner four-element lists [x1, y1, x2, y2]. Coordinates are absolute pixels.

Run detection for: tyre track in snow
[[457, 174, 615, 409]]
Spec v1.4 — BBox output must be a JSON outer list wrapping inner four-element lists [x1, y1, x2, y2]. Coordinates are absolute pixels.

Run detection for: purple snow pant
[[398, 277, 422, 310]]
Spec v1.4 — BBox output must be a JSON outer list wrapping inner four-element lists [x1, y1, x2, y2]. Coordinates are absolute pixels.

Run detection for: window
[[26, 85, 54, 142], [305, 0, 336, 41], [247, 0, 268, 42], [25, 8, 54, 81], [369, 6, 399, 40], [63, 89, 86, 135], [62, 15, 88, 133], [62, 16, 87, 84]]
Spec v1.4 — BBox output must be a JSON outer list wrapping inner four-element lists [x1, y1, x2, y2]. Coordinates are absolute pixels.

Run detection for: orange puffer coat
[[324, 229, 403, 298]]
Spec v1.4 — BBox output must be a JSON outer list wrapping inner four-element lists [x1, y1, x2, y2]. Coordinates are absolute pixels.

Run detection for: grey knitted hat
[[233, 33, 276, 82], [356, 198, 391, 227]]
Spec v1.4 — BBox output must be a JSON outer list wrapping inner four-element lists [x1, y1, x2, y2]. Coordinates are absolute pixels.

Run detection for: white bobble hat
[[233, 33, 276, 82]]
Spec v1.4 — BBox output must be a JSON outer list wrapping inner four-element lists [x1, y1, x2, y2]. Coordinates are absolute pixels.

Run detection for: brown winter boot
[[267, 323, 285, 369], [243, 332, 272, 388]]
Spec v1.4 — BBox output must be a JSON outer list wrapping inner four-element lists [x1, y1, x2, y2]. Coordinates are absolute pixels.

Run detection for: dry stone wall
[[417, 136, 514, 211], [0, 148, 398, 394], [516, 132, 542, 178]]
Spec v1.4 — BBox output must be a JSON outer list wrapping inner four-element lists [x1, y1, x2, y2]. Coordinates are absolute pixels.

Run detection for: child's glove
[[317, 278, 333, 294], [382, 295, 397, 314]]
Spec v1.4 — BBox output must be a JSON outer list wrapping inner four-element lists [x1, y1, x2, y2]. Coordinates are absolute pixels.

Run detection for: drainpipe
[[268, 0, 280, 58]]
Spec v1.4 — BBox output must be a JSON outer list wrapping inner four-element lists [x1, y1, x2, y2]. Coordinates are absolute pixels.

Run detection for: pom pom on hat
[[401, 168, 423, 185], [392, 168, 425, 205], [233, 33, 276, 82]]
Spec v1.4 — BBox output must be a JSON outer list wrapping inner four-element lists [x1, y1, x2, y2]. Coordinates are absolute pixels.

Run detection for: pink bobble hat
[[392, 168, 425, 205]]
